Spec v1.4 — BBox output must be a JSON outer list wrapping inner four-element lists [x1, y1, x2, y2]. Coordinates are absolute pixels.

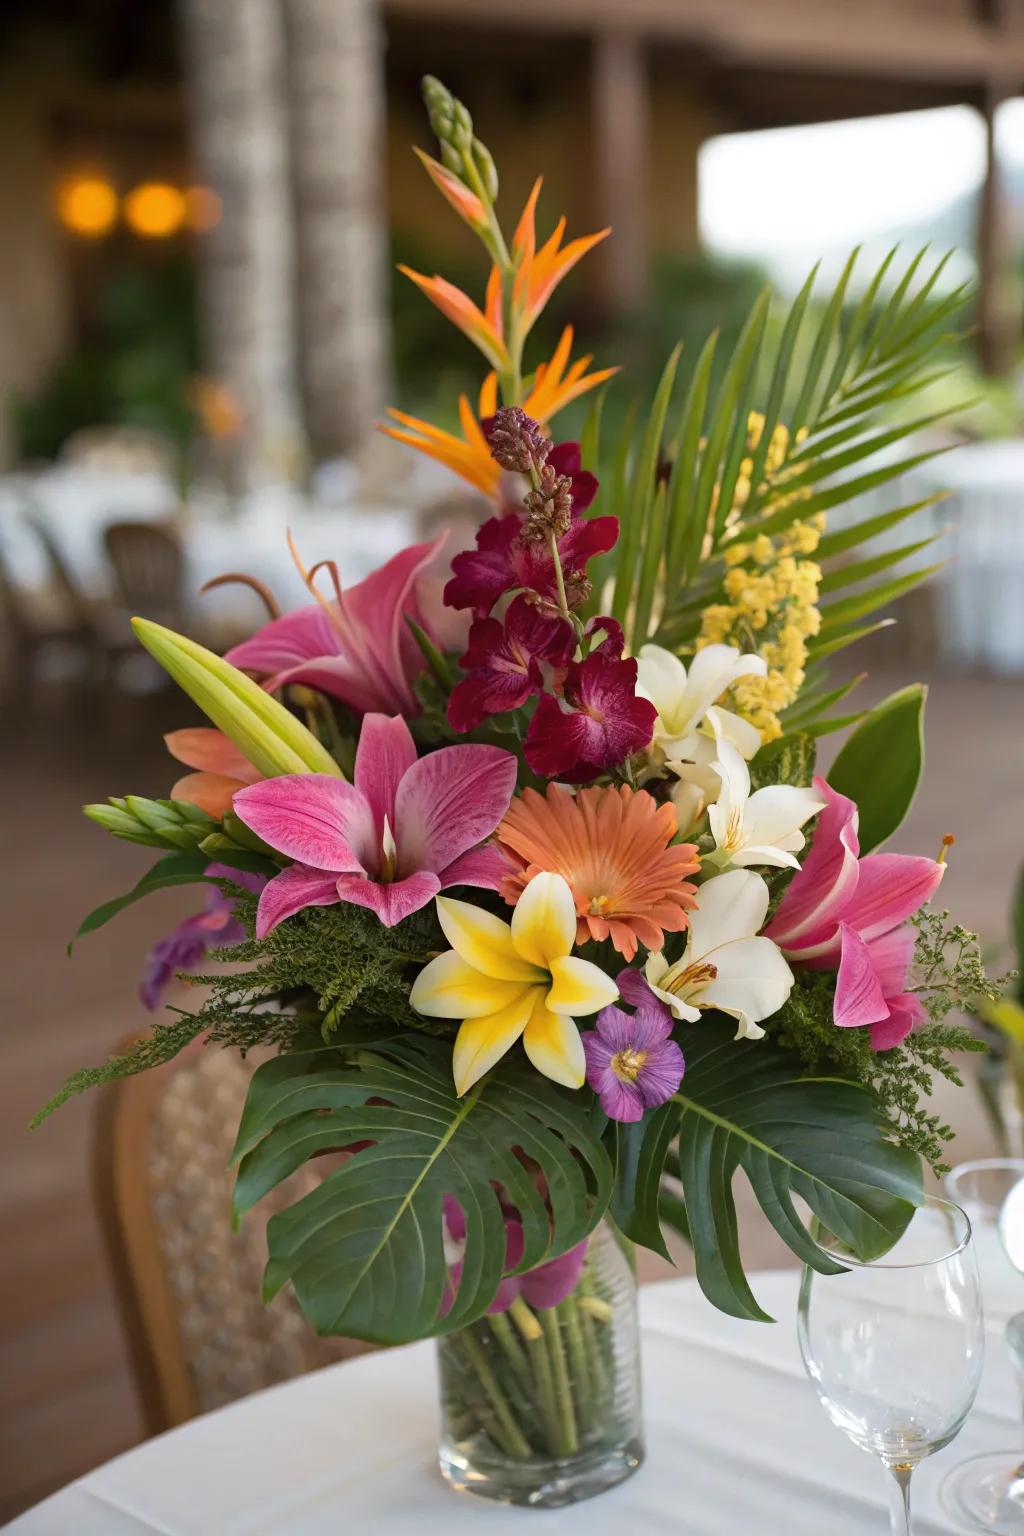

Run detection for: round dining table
[[10, 1261, 1021, 1535]]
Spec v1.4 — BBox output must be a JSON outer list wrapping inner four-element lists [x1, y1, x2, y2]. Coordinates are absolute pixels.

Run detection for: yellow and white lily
[[644, 869, 793, 1041], [410, 872, 618, 1094], [706, 739, 825, 871]]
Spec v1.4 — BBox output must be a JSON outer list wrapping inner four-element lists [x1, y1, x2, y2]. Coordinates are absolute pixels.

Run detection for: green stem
[[509, 1296, 562, 1456], [558, 1297, 592, 1435], [548, 529, 572, 621], [459, 1326, 532, 1459], [541, 1307, 579, 1456], [487, 1313, 533, 1396]]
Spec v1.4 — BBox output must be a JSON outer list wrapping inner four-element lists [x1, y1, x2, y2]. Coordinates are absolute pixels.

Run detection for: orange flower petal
[[497, 784, 701, 960], [398, 266, 510, 371], [413, 147, 488, 232]]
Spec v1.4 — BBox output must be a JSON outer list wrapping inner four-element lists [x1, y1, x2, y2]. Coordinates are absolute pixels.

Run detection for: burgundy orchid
[[140, 863, 266, 1010], [233, 714, 517, 933], [442, 1195, 587, 1316], [524, 652, 657, 782], [225, 535, 466, 717], [764, 777, 945, 1050], [447, 595, 574, 731]]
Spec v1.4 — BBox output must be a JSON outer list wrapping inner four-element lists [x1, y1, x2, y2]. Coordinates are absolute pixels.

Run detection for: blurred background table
[[10, 1265, 1023, 1535]]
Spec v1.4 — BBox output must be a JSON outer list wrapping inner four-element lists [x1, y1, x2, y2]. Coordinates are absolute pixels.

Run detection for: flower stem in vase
[[558, 1297, 593, 1435], [457, 1327, 532, 1459], [541, 1306, 580, 1456]]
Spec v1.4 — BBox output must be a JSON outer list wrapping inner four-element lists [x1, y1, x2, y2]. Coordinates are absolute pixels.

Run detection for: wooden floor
[[1, 653, 1020, 1522]]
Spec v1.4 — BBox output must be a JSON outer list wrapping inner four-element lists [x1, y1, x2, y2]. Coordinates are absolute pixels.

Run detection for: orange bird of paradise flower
[[384, 178, 616, 495], [382, 326, 617, 496]]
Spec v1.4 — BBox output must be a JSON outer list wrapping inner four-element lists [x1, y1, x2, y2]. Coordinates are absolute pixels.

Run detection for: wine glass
[[798, 1196, 983, 1534], [940, 1158, 1024, 1534]]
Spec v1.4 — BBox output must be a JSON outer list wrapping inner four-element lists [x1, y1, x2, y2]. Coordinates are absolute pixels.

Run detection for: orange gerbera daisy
[[496, 784, 701, 961]]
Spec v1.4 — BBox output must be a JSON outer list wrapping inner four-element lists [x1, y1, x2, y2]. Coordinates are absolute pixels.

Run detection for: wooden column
[[179, 0, 303, 487], [592, 28, 649, 315], [976, 83, 1020, 376], [282, 0, 391, 460]]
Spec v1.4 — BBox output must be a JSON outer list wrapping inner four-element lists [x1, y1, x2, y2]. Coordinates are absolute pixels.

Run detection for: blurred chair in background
[[104, 522, 185, 633], [94, 1044, 365, 1435]]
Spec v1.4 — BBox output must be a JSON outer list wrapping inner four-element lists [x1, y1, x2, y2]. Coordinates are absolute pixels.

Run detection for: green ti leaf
[[827, 684, 926, 852], [71, 851, 213, 950]]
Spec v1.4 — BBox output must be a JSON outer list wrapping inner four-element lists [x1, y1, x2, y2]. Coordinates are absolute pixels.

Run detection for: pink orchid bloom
[[764, 777, 944, 1050], [442, 1196, 587, 1316], [233, 713, 517, 933], [165, 727, 264, 818], [225, 535, 467, 717]]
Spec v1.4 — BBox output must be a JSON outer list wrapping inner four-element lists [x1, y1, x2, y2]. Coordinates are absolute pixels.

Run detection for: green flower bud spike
[[132, 618, 344, 781]]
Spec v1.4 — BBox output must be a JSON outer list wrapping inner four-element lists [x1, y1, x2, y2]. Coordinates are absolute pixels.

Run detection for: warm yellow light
[[124, 182, 186, 239], [184, 185, 222, 233], [58, 178, 118, 237]]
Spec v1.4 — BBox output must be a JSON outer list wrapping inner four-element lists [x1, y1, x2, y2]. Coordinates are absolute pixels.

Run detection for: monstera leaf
[[612, 1019, 922, 1322], [232, 1030, 613, 1344]]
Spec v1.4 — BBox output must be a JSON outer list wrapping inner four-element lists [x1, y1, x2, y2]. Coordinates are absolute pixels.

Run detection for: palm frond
[[595, 247, 969, 666]]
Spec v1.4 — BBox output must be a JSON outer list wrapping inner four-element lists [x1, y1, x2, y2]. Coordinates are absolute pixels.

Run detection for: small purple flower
[[140, 863, 266, 1011], [581, 969, 684, 1123]]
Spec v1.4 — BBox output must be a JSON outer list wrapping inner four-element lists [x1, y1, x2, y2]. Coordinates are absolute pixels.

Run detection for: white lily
[[410, 871, 617, 1094], [635, 643, 766, 770], [707, 739, 826, 870], [644, 868, 793, 1040]]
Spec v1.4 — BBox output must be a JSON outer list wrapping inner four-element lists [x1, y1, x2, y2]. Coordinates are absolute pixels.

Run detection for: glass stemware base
[[941, 1451, 1024, 1534]]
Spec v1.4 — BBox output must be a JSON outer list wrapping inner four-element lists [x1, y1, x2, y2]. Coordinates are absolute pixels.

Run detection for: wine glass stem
[[886, 1464, 913, 1535]]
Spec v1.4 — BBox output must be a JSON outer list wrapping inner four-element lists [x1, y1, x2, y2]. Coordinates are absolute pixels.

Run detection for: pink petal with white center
[[354, 714, 417, 846], [838, 853, 945, 945], [394, 744, 517, 875], [334, 870, 442, 927], [834, 922, 890, 1029], [233, 775, 373, 873], [870, 992, 925, 1052], [255, 864, 341, 938], [764, 776, 861, 954], [439, 844, 510, 892]]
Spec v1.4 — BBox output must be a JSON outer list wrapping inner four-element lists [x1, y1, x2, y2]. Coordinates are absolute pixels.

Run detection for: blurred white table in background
[[9, 1264, 1024, 1535], [831, 436, 1024, 674], [0, 468, 417, 631]]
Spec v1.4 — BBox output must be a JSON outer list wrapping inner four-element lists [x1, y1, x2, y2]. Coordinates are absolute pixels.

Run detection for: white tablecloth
[[10, 1257, 1024, 1535]]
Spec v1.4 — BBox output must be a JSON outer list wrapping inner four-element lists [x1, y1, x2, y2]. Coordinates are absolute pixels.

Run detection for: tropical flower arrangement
[[41, 79, 1000, 1505]]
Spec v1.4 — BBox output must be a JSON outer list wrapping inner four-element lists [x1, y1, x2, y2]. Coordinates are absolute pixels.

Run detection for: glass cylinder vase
[[436, 1221, 644, 1508]]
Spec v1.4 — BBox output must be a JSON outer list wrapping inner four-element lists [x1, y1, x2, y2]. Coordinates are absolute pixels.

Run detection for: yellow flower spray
[[697, 413, 823, 743]]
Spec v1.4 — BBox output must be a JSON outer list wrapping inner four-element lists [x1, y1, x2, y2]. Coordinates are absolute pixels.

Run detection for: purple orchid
[[232, 714, 517, 933], [764, 777, 944, 1050], [442, 1196, 587, 1315], [581, 968, 685, 1122], [140, 863, 266, 1010], [225, 535, 467, 717]]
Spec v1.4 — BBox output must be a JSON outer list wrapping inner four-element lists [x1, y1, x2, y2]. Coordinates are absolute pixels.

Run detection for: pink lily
[[225, 535, 467, 717], [764, 777, 944, 1049], [165, 727, 264, 818], [233, 714, 517, 933]]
